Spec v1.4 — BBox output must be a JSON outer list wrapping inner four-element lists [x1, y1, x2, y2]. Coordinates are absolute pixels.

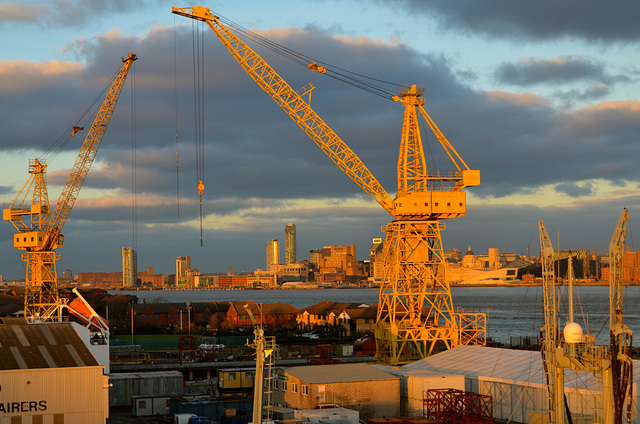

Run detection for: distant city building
[[122, 247, 137, 287], [280, 263, 309, 283], [285, 223, 297, 264], [267, 239, 280, 272], [176, 256, 191, 278], [62, 269, 73, 279], [309, 249, 322, 270], [369, 238, 384, 282], [319, 244, 362, 277]]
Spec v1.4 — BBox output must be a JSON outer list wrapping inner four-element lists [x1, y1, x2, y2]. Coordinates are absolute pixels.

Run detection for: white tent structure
[[402, 345, 639, 423]]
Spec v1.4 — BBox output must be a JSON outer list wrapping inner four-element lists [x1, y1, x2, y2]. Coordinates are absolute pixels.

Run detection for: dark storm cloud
[[0, 0, 164, 28], [555, 181, 595, 197], [494, 56, 628, 86], [554, 84, 612, 106], [385, 0, 640, 42]]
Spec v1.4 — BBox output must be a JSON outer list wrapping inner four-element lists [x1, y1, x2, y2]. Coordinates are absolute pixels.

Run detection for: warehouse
[[402, 345, 640, 423], [0, 318, 109, 423]]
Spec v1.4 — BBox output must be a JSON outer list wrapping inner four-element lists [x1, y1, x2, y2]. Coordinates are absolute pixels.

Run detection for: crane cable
[[213, 14, 404, 100], [130, 60, 138, 253], [174, 15, 180, 218], [192, 19, 206, 247], [42, 71, 121, 165]]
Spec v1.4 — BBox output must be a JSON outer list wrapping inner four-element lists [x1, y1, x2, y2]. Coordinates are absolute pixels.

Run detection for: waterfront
[[111, 285, 640, 346]]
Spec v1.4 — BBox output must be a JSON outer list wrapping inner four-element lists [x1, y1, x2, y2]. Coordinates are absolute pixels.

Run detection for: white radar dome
[[564, 322, 583, 343]]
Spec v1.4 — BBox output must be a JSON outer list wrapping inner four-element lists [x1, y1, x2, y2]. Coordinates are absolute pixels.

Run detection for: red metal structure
[[424, 388, 493, 424]]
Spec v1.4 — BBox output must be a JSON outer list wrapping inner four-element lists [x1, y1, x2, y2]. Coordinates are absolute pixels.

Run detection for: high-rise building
[[176, 256, 191, 278], [285, 223, 297, 265], [309, 249, 322, 270], [369, 238, 384, 281], [122, 247, 137, 287], [266, 239, 280, 272]]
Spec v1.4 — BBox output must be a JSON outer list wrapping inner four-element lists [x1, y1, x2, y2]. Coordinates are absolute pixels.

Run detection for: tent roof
[[402, 345, 640, 389]]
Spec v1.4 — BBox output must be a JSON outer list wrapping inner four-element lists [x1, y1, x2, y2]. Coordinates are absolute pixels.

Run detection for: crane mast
[[172, 6, 484, 364], [3, 53, 137, 321]]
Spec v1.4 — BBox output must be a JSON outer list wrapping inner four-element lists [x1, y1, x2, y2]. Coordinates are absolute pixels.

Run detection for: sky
[[1, 0, 640, 280]]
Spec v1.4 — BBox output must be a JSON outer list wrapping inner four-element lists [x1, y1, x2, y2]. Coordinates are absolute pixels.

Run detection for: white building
[[0, 319, 109, 423]]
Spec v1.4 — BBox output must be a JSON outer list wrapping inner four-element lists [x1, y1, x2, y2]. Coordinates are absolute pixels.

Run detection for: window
[[302, 385, 309, 395], [245, 372, 254, 380], [292, 383, 298, 393], [229, 372, 237, 381], [273, 379, 278, 389], [447, 202, 451, 207], [282, 381, 288, 391]]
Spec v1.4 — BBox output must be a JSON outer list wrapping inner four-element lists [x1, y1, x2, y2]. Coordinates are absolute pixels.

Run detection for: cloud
[[385, 0, 640, 43], [494, 55, 627, 87], [554, 181, 595, 197], [0, 60, 85, 95], [0, 4, 46, 23]]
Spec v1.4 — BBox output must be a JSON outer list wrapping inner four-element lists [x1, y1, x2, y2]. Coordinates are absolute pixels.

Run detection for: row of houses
[[129, 300, 378, 335]]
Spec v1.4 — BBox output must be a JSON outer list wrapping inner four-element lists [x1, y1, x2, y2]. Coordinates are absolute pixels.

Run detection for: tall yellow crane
[[3, 53, 137, 322], [172, 6, 484, 364]]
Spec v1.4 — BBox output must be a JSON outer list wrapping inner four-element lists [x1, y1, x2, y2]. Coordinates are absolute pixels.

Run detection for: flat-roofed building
[[272, 363, 400, 420]]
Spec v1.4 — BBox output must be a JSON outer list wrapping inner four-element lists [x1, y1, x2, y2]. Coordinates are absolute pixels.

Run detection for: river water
[[111, 285, 640, 346]]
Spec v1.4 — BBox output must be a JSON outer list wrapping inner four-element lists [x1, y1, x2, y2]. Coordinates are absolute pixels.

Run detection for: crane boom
[[44, 53, 138, 250], [171, 6, 394, 215]]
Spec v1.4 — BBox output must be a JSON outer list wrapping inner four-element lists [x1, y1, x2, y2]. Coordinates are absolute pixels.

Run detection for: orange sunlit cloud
[[0, 60, 84, 95], [484, 90, 549, 107]]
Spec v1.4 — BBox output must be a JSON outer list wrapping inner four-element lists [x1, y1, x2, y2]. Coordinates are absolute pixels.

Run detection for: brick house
[[271, 363, 400, 420], [191, 301, 231, 331], [130, 302, 189, 330], [337, 304, 378, 336], [226, 301, 297, 329], [295, 301, 368, 330]]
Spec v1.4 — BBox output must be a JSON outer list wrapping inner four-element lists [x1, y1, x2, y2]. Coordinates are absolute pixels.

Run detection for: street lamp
[[130, 303, 136, 345], [187, 305, 192, 336]]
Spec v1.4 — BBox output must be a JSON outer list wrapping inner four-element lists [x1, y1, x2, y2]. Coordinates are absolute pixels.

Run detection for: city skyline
[[1, 1, 639, 279]]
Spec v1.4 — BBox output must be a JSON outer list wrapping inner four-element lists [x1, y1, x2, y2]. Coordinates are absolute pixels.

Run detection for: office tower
[[176, 256, 191, 278], [285, 223, 297, 265], [122, 247, 137, 287], [266, 239, 280, 272], [369, 238, 384, 280]]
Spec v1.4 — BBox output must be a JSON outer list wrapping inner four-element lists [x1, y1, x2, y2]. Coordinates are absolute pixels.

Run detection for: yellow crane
[[172, 6, 484, 364], [3, 53, 137, 322]]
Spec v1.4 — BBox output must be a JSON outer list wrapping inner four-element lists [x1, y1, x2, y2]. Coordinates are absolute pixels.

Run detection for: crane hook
[[197, 180, 205, 195]]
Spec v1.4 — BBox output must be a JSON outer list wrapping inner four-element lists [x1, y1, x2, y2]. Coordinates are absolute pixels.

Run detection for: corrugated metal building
[[0, 318, 109, 423], [402, 345, 640, 423]]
